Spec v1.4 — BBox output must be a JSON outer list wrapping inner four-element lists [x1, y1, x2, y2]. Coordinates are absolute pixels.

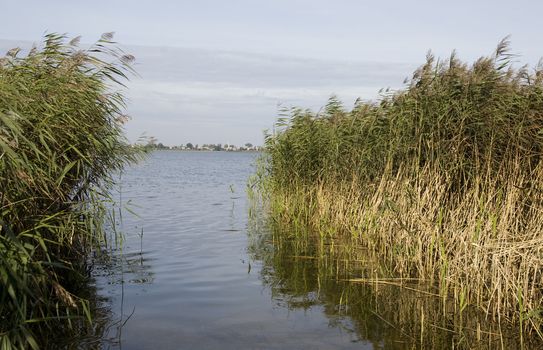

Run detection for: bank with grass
[[0, 34, 140, 349], [258, 40, 543, 344]]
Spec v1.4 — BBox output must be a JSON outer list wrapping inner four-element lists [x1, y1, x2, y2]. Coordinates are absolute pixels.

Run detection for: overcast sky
[[2, 0, 542, 145]]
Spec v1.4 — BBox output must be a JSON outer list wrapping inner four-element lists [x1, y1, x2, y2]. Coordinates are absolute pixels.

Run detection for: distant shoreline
[[140, 144, 263, 152], [151, 148, 261, 152]]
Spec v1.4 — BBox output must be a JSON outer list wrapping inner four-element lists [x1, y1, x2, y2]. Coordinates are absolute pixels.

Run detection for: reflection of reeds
[[0, 33, 141, 348], [247, 217, 543, 349], [257, 39, 543, 346]]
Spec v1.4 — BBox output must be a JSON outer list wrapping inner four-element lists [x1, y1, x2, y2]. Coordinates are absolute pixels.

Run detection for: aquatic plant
[[260, 38, 543, 344], [0, 33, 140, 349]]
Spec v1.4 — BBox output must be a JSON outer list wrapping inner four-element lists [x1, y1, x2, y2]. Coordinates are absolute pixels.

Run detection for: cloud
[[128, 45, 416, 88]]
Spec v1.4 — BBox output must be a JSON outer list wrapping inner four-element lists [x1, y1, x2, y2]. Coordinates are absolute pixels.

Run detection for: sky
[[2, 0, 543, 146]]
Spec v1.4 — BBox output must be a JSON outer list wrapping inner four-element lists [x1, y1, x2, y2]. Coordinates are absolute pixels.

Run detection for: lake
[[67, 151, 519, 349]]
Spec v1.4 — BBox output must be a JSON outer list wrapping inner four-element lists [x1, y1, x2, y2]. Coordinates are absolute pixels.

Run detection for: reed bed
[[0, 34, 140, 349], [259, 39, 543, 343]]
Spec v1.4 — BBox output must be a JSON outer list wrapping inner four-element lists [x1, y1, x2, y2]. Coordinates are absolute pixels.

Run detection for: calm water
[[69, 151, 522, 349], [86, 151, 375, 349]]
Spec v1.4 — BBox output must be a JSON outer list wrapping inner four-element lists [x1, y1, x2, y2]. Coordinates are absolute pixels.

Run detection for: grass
[[0, 33, 141, 349], [257, 38, 543, 345]]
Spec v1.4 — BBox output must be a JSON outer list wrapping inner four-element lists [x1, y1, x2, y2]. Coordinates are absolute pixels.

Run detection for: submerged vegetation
[[0, 33, 139, 348], [259, 39, 543, 345]]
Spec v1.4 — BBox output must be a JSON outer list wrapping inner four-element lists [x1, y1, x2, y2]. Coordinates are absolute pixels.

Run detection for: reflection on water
[[246, 204, 542, 349], [62, 151, 540, 349]]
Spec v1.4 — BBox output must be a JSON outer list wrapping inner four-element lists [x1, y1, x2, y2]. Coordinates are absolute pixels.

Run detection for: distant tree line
[[143, 140, 259, 151]]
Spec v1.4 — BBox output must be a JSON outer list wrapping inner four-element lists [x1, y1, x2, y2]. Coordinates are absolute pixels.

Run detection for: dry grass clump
[[260, 39, 543, 342], [0, 33, 140, 349]]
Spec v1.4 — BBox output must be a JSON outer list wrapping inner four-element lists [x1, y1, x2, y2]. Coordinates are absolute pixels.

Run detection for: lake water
[[70, 151, 524, 349]]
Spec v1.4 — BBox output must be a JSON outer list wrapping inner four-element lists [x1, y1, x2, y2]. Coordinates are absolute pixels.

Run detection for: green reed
[[259, 38, 543, 343], [0, 33, 141, 349]]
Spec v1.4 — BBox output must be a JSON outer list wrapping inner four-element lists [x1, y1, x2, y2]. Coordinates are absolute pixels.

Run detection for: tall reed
[[260, 39, 543, 342], [0, 33, 140, 349]]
